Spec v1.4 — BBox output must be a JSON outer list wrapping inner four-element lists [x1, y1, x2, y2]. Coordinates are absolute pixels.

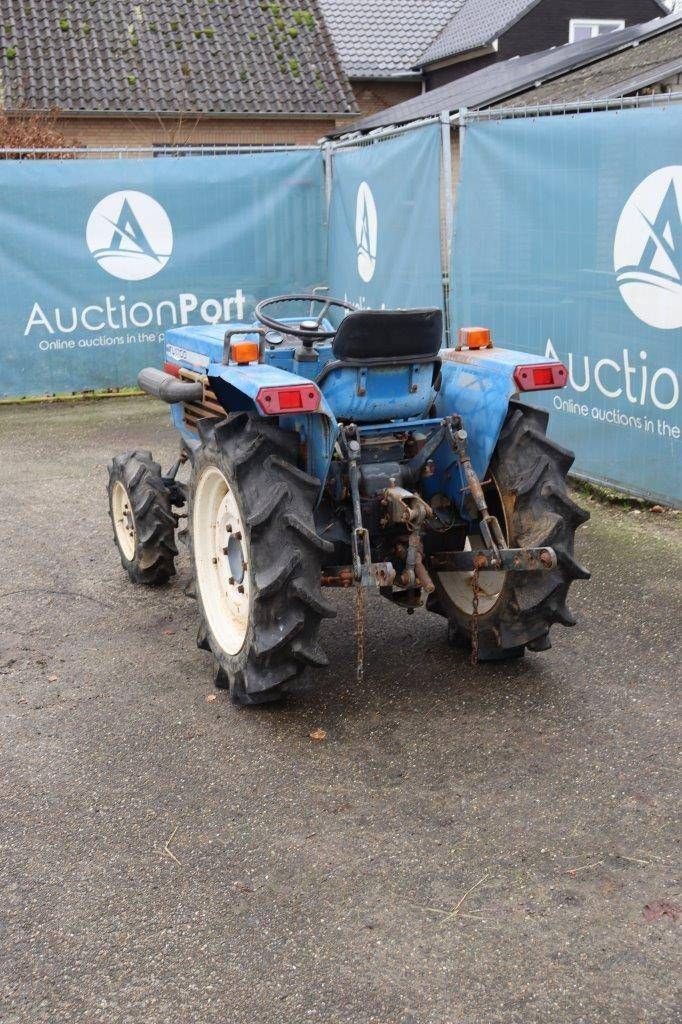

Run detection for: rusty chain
[[355, 583, 365, 686], [470, 564, 480, 666]]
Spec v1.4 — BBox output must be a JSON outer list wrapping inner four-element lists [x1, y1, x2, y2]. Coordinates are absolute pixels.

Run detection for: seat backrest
[[332, 308, 442, 362]]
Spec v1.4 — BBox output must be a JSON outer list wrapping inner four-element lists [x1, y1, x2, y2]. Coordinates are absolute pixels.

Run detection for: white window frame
[[569, 18, 625, 43]]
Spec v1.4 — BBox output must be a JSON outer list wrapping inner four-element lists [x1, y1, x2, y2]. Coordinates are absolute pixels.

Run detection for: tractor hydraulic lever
[[446, 418, 507, 562]]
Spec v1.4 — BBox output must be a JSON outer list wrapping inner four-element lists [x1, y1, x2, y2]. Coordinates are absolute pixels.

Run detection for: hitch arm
[[346, 435, 373, 586], [446, 419, 506, 558]]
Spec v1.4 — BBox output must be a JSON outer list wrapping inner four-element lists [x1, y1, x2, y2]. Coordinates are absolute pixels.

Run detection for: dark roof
[[0, 0, 358, 117], [417, 0, 669, 68], [317, 0, 458, 78], [417, 0, 540, 68], [336, 11, 681, 134], [499, 17, 682, 104]]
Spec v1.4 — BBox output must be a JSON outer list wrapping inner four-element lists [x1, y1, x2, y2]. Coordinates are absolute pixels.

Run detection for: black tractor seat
[[332, 308, 442, 361]]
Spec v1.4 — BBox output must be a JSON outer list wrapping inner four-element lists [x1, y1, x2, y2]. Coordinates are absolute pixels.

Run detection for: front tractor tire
[[107, 451, 177, 585], [432, 400, 590, 660], [190, 415, 336, 706]]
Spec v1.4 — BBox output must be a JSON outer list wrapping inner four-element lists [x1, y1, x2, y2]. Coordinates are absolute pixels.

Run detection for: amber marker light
[[230, 341, 261, 365], [458, 326, 493, 350]]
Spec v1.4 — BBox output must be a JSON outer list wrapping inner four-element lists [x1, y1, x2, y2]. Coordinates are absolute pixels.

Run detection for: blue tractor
[[107, 294, 589, 704]]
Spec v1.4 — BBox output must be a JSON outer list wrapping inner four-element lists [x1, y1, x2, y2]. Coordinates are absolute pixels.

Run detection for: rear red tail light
[[513, 362, 568, 391], [163, 361, 180, 378], [256, 384, 321, 414]]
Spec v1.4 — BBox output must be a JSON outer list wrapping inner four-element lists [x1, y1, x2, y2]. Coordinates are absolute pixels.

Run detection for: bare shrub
[[0, 108, 81, 158]]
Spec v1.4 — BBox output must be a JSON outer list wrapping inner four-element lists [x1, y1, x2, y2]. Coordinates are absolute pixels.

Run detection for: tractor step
[[430, 547, 557, 572]]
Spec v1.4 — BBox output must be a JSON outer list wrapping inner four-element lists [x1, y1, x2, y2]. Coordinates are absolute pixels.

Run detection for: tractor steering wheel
[[255, 293, 356, 343]]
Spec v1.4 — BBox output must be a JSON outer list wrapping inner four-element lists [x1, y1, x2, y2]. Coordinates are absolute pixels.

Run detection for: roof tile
[[0, 0, 358, 116], [317, 0, 458, 78], [417, 0, 541, 67]]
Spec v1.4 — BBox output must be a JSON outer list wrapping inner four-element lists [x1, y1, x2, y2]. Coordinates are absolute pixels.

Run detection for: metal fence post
[[440, 111, 453, 267], [323, 140, 333, 225], [439, 111, 454, 344]]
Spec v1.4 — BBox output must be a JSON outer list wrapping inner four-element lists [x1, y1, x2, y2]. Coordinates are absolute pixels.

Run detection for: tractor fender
[[207, 361, 338, 499], [432, 346, 559, 510]]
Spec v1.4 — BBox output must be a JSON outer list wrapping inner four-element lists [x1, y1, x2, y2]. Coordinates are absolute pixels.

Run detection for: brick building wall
[[54, 115, 352, 151], [51, 79, 420, 151], [349, 79, 422, 120]]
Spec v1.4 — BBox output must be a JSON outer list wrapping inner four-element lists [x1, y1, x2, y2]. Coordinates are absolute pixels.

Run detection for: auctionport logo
[[614, 166, 682, 330], [355, 181, 377, 283], [86, 190, 173, 281]]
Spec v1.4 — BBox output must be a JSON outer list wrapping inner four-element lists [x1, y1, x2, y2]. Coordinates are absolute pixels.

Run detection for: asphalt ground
[[0, 396, 680, 1024]]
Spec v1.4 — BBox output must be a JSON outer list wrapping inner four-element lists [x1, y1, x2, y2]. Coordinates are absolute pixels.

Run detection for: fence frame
[[455, 89, 682, 125], [0, 142, 318, 159]]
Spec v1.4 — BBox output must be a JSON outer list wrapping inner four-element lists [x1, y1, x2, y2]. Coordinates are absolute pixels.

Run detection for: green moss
[[287, 26, 298, 38], [5, 45, 17, 59], [81, 21, 91, 35], [129, 33, 139, 47], [293, 10, 315, 28], [288, 57, 300, 77], [570, 476, 651, 510], [248, 31, 257, 41], [169, 20, 179, 31], [239, 68, 248, 82], [268, 3, 281, 15], [274, 16, 285, 30], [58, 17, 70, 31], [126, 74, 137, 86], [204, 27, 214, 39]]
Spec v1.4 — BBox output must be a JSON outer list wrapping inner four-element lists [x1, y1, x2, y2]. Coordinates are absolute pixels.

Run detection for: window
[[569, 18, 625, 43]]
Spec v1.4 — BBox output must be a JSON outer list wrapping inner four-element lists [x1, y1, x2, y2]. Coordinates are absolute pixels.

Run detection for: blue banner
[[0, 150, 325, 398], [327, 125, 444, 313], [453, 106, 681, 505]]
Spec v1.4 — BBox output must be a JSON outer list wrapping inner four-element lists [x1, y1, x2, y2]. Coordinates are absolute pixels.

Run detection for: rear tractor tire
[[107, 451, 177, 585], [190, 415, 336, 706], [431, 400, 590, 660]]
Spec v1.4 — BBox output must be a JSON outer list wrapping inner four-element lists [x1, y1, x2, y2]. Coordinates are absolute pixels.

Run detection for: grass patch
[[0, 387, 143, 406], [569, 475, 676, 512]]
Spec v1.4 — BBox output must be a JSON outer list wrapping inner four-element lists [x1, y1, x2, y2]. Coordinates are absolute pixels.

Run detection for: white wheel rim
[[438, 531, 507, 616], [111, 480, 136, 561], [437, 479, 508, 617], [193, 466, 250, 656]]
